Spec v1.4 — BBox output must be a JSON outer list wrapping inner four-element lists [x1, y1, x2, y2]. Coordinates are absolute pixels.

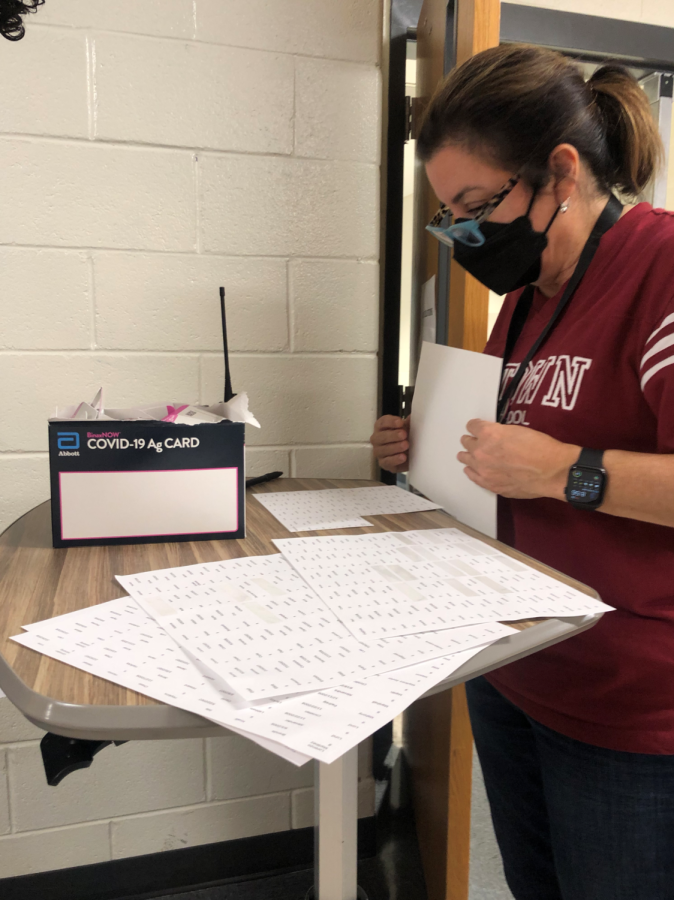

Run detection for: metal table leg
[[306, 746, 368, 900]]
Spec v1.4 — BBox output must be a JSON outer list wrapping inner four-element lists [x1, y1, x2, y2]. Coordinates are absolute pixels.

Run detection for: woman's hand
[[458, 419, 579, 500], [370, 416, 410, 473], [457, 419, 674, 528]]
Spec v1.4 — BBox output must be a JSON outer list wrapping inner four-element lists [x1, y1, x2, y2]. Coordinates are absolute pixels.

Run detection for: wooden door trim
[[448, 0, 501, 354]]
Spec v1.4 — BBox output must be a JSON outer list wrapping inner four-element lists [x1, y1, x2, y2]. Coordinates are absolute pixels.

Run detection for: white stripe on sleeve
[[641, 354, 674, 390], [641, 332, 674, 368], [645, 312, 674, 347]]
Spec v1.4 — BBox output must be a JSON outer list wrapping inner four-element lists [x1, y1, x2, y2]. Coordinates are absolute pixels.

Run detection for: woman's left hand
[[458, 419, 580, 500]]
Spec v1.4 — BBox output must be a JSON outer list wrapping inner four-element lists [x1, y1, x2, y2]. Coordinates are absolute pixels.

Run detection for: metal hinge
[[398, 385, 415, 418], [405, 96, 423, 142]]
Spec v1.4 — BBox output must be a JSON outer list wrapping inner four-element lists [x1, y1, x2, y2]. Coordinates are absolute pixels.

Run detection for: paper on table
[[116, 554, 514, 701], [160, 602, 515, 701], [275, 529, 614, 640], [116, 554, 328, 623], [12, 597, 506, 764], [408, 342, 502, 538], [258, 513, 371, 532], [253, 491, 369, 532], [13, 598, 310, 767], [215, 645, 489, 764], [254, 485, 440, 533]]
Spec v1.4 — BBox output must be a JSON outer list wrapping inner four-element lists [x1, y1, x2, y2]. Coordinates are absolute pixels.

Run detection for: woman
[[371, 45, 674, 900]]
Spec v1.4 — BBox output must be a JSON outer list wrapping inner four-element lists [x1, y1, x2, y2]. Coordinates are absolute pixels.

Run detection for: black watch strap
[[566, 447, 606, 510], [576, 447, 605, 469]]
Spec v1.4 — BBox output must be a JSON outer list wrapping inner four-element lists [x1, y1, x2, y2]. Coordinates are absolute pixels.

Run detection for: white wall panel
[[201, 355, 378, 446], [200, 155, 379, 258], [110, 794, 290, 859], [0, 821, 111, 877], [196, 0, 381, 64], [641, 0, 674, 27], [0, 699, 44, 744], [8, 740, 205, 831], [0, 28, 88, 138], [95, 35, 294, 154], [0, 752, 8, 836], [94, 253, 288, 352], [36, 0, 195, 38], [290, 259, 379, 352], [0, 458, 50, 536], [295, 58, 381, 163], [0, 249, 91, 350], [207, 735, 313, 801], [245, 448, 291, 479], [294, 447, 374, 480], [0, 139, 196, 251]]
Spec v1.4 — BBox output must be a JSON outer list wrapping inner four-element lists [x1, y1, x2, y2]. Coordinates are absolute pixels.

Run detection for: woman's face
[[425, 144, 574, 294]]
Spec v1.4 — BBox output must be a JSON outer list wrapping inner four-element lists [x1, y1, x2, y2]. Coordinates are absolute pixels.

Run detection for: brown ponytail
[[417, 44, 664, 198], [587, 65, 663, 195]]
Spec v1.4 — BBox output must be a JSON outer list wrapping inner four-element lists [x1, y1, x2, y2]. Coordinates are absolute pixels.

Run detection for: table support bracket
[[40, 732, 126, 786]]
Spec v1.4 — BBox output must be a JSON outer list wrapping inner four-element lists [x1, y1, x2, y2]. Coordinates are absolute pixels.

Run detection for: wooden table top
[[0, 478, 597, 711]]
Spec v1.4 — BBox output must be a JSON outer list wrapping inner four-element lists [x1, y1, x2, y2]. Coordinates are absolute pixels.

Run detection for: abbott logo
[[57, 432, 80, 450]]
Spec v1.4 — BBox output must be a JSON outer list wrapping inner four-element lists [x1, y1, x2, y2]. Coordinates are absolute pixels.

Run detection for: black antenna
[[219, 286, 235, 402]]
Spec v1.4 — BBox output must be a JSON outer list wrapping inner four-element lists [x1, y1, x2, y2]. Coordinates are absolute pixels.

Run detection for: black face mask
[[452, 194, 561, 295]]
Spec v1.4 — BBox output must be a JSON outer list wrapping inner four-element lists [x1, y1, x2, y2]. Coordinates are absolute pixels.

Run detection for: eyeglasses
[[426, 174, 520, 248]]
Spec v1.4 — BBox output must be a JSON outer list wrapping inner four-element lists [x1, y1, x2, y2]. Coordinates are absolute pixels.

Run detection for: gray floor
[[469, 747, 514, 900]]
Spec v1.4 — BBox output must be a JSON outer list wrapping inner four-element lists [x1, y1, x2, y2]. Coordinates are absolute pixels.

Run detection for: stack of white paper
[[116, 554, 324, 623], [274, 529, 613, 641], [13, 589, 510, 765], [12, 596, 311, 766], [12, 531, 611, 765], [253, 485, 441, 532], [116, 553, 513, 701]]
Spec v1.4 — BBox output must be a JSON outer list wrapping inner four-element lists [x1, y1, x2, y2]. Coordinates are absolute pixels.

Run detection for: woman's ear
[[547, 143, 580, 204]]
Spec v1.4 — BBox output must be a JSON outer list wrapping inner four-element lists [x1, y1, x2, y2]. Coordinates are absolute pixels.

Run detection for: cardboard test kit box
[[49, 419, 246, 548]]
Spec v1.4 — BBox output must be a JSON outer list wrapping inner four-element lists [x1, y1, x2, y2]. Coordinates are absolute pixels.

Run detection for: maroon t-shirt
[[483, 203, 674, 754]]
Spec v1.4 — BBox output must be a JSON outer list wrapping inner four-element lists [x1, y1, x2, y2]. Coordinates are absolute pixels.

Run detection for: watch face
[[568, 466, 604, 504]]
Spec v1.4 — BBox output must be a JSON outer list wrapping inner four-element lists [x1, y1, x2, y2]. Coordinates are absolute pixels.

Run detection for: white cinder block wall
[[0, 0, 381, 879]]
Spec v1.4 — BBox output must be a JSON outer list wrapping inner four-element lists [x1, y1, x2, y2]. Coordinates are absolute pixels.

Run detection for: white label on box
[[59, 468, 239, 540]]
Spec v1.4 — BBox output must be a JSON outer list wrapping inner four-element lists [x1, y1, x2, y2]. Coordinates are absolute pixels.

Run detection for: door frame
[[379, 0, 425, 490]]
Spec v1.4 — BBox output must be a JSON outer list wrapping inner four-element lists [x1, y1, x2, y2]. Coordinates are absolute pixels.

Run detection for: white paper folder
[[59, 469, 239, 541]]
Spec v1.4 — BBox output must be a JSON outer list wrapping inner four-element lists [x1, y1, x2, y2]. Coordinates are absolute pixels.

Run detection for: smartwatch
[[565, 448, 607, 510]]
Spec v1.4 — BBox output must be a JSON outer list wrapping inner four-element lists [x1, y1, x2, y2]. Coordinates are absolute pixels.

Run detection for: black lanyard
[[497, 193, 623, 423]]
